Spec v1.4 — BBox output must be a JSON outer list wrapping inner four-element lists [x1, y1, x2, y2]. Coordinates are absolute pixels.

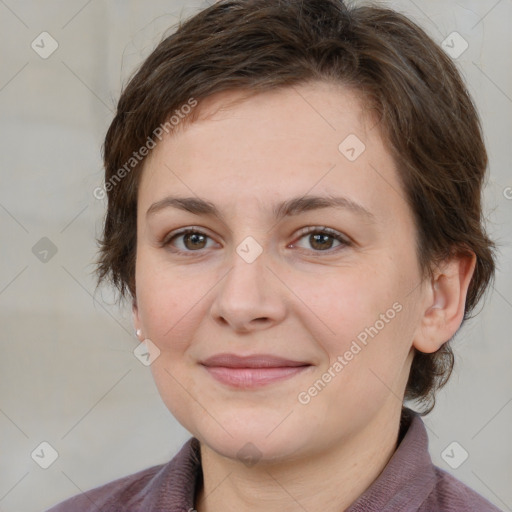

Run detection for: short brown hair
[[96, 0, 495, 413]]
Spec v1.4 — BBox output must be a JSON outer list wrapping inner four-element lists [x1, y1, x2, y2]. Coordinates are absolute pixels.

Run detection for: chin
[[200, 433, 306, 466], [190, 410, 318, 465]]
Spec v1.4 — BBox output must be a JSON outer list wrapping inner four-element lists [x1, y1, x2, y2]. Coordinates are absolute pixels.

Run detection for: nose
[[209, 247, 287, 333]]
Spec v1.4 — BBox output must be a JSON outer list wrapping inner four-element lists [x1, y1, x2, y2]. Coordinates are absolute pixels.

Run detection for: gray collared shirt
[[46, 408, 503, 511]]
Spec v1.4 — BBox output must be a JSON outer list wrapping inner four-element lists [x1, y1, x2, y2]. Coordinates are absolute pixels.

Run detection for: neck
[[195, 404, 404, 512]]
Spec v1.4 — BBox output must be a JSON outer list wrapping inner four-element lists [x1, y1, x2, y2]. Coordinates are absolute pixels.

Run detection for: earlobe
[[413, 252, 476, 354], [132, 297, 142, 339]]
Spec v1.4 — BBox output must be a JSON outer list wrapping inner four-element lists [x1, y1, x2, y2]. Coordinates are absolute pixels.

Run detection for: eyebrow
[[146, 194, 375, 222]]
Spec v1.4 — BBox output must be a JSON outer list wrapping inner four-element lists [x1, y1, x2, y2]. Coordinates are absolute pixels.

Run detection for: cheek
[[299, 266, 412, 383], [135, 254, 198, 353], [291, 265, 391, 343]]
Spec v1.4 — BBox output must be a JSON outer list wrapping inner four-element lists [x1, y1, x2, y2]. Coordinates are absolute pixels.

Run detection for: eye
[[163, 228, 217, 253], [290, 227, 350, 252], [162, 226, 351, 255]]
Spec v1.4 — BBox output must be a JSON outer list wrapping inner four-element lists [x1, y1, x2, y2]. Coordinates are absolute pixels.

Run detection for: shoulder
[[44, 462, 166, 512], [419, 466, 503, 512], [44, 436, 202, 512]]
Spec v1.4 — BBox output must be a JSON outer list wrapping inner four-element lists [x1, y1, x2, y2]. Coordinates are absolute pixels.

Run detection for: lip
[[200, 353, 312, 388], [201, 353, 309, 368]]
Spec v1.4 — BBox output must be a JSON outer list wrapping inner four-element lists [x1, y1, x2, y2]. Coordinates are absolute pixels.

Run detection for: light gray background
[[0, 1, 511, 511]]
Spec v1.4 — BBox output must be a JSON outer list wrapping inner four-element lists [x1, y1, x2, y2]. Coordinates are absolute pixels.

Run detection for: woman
[[47, 0, 501, 510]]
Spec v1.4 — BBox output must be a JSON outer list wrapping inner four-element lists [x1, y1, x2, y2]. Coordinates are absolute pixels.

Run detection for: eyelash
[[162, 226, 351, 256]]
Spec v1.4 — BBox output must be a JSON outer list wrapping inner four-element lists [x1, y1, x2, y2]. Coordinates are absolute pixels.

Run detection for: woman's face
[[133, 81, 427, 462]]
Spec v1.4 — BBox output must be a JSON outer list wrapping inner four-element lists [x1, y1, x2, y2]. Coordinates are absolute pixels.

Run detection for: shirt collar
[[156, 407, 435, 511], [346, 408, 436, 512]]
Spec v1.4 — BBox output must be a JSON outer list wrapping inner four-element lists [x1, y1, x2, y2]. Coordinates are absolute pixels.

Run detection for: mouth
[[200, 353, 312, 388]]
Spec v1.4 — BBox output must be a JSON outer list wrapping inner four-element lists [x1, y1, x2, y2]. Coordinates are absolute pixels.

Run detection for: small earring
[[136, 329, 142, 338]]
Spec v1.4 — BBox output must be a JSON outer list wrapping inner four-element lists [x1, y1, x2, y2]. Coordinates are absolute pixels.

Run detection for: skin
[[132, 81, 475, 512]]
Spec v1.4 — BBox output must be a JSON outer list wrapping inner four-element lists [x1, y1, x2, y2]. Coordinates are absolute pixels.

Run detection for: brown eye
[[164, 229, 215, 253], [182, 232, 207, 250], [309, 232, 337, 251], [292, 227, 350, 253]]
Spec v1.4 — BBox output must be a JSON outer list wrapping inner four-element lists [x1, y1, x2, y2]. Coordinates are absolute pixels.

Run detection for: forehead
[[138, 81, 404, 222]]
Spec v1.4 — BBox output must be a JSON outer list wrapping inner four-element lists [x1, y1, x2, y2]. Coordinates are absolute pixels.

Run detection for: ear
[[132, 297, 142, 339], [413, 251, 476, 354]]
